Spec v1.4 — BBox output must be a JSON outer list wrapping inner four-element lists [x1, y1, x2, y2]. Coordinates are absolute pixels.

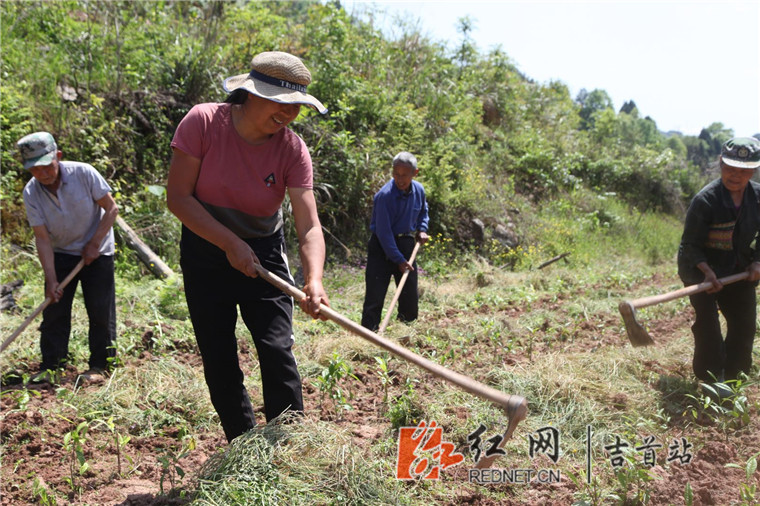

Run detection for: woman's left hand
[[300, 280, 329, 320]]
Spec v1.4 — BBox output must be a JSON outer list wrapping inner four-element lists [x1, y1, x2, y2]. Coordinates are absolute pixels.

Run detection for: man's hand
[[301, 279, 329, 320], [82, 241, 101, 265], [417, 231, 429, 244], [398, 261, 414, 273], [45, 278, 62, 303], [698, 262, 722, 293], [747, 261, 760, 282]]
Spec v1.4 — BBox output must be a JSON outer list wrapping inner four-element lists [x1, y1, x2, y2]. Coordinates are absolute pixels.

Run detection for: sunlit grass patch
[[193, 415, 417, 505]]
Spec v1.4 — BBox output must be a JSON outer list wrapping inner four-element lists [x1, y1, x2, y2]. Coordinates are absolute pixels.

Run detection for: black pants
[[180, 226, 303, 442], [689, 280, 756, 382], [361, 234, 418, 331], [39, 253, 116, 371]]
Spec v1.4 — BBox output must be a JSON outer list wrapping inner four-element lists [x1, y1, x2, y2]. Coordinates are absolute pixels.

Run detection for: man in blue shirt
[[361, 152, 429, 331]]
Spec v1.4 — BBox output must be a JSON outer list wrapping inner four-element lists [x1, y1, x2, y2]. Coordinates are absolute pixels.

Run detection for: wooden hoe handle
[[379, 241, 422, 334], [627, 271, 749, 310], [1, 259, 86, 353], [254, 263, 526, 412]]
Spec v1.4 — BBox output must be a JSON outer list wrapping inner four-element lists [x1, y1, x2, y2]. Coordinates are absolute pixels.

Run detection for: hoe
[[255, 263, 528, 468], [619, 272, 749, 347], [378, 241, 421, 334], [1, 259, 85, 354]]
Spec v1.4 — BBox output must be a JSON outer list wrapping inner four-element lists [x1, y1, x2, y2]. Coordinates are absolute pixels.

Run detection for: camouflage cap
[[17, 132, 58, 170], [721, 137, 760, 170]]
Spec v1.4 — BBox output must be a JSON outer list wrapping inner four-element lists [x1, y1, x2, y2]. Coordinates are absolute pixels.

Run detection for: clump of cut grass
[[193, 414, 416, 505]]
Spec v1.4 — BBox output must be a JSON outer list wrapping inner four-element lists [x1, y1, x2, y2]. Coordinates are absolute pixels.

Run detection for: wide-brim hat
[[721, 137, 760, 169], [223, 51, 327, 114], [17, 131, 58, 170]]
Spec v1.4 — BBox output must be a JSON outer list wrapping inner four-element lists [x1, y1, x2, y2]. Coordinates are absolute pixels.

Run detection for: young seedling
[[317, 352, 357, 416], [158, 433, 196, 495], [726, 452, 759, 505], [684, 482, 694, 506], [62, 421, 90, 496], [93, 416, 132, 476], [609, 452, 659, 505], [374, 355, 392, 405]]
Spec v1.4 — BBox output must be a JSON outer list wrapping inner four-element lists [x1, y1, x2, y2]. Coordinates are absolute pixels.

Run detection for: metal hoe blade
[[618, 300, 654, 347], [619, 271, 750, 347]]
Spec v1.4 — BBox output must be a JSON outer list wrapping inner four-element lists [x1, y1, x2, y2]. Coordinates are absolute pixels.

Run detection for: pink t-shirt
[[171, 103, 312, 237]]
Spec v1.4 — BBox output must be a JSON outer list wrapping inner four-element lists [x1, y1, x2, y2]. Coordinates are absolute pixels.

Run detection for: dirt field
[[2, 292, 759, 505]]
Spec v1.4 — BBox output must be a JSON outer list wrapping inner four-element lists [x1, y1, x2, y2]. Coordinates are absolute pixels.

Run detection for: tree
[[576, 88, 613, 130], [620, 100, 637, 115]]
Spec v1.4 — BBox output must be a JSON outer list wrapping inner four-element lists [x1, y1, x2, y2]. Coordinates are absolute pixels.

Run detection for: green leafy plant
[[1, 374, 41, 410], [158, 433, 196, 495], [567, 470, 608, 506], [684, 376, 753, 433], [93, 416, 132, 476], [31, 477, 58, 506], [607, 452, 659, 505], [726, 452, 759, 505], [316, 352, 357, 415], [386, 378, 424, 430], [62, 421, 90, 496], [684, 482, 694, 506], [374, 355, 392, 405]]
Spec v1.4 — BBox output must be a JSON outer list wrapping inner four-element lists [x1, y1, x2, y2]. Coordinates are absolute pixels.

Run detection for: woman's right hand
[[225, 238, 261, 278]]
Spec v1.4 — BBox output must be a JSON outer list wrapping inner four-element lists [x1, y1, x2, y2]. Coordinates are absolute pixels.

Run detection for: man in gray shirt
[[18, 132, 119, 383]]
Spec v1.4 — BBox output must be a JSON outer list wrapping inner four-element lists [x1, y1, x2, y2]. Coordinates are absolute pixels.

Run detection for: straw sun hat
[[223, 51, 327, 114]]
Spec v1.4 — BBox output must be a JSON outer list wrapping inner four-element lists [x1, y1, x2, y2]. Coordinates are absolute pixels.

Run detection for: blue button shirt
[[370, 179, 429, 264]]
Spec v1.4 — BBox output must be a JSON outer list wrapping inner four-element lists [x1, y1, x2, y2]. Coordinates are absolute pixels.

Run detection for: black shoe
[[77, 368, 106, 383]]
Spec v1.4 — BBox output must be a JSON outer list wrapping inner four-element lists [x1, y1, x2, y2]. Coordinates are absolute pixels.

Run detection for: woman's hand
[[300, 279, 329, 320], [225, 238, 261, 278]]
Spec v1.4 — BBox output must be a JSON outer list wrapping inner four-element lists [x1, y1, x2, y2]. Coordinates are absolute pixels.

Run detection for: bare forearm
[[298, 226, 326, 285], [35, 236, 57, 283], [89, 204, 118, 249]]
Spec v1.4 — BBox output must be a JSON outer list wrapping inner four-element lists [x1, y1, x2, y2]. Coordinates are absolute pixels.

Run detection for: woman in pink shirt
[[167, 51, 329, 442]]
